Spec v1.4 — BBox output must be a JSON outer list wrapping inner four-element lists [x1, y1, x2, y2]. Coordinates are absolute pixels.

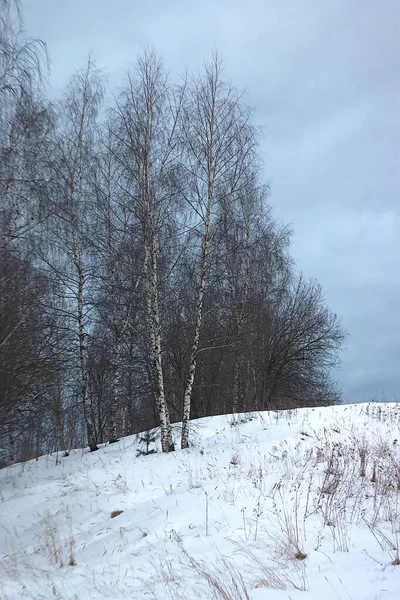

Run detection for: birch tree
[[93, 123, 141, 444], [180, 54, 256, 448], [102, 139, 130, 445], [114, 51, 184, 452], [46, 59, 104, 451]]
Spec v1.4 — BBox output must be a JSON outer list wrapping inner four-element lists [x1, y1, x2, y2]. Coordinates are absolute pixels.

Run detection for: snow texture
[[1, 403, 400, 599]]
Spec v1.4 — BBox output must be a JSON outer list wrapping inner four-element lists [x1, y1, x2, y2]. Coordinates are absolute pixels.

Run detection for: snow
[[1, 403, 400, 599]]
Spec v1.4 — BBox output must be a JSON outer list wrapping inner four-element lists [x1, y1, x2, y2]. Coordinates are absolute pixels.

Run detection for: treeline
[[0, 0, 345, 464]]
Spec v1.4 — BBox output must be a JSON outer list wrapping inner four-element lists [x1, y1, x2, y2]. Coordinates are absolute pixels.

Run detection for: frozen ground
[[1, 403, 400, 599]]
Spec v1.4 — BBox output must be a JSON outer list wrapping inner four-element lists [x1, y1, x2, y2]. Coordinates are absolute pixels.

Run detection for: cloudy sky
[[23, 0, 399, 403]]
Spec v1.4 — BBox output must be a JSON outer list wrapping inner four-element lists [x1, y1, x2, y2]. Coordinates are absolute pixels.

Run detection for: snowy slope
[[1, 403, 400, 600]]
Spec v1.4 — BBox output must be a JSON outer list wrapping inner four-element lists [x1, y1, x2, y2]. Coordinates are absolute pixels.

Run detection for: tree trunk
[[145, 231, 174, 452], [139, 65, 175, 453], [8, 424, 15, 464], [54, 377, 65, 452], [181, 214, 211, 449], [109, 336, 121, 443], [232, 354, 241, 414], [74, 231, 98, 452]]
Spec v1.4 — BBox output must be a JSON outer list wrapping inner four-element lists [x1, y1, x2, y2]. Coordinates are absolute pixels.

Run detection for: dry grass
[[232, 542, 309, 592], [37, 509, 76, 567], [270, 486, 308, 562], [171, 533, 252, 600]]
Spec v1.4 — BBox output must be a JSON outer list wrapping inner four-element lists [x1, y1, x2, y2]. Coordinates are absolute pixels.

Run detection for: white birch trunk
[[181, 210, 212, 449], [143, 226, 174, 452], [140, 79, 175, 453], [181, 64, 216, 449], [73, 230, 98, 452], [109, 335, 121, 443], [121, 403, 128, 436]]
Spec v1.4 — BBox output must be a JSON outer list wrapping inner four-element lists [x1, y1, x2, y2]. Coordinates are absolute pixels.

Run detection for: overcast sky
[[23, 0, 399, 403]]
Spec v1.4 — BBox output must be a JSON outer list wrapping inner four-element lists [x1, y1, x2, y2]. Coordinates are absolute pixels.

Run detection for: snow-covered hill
[[1, 403, 399, 599]]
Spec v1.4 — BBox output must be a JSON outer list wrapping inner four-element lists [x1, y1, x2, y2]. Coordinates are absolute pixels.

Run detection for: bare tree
[[92, 123, 142, 444], [0, 0, 49, 242], [180, 53, 256, 448], [43, 58, 104, 451], [250, 275, 345, 410], [0, 246, 62, 463], [219, 177, 263, 413], [113, 51, 184, 452]]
